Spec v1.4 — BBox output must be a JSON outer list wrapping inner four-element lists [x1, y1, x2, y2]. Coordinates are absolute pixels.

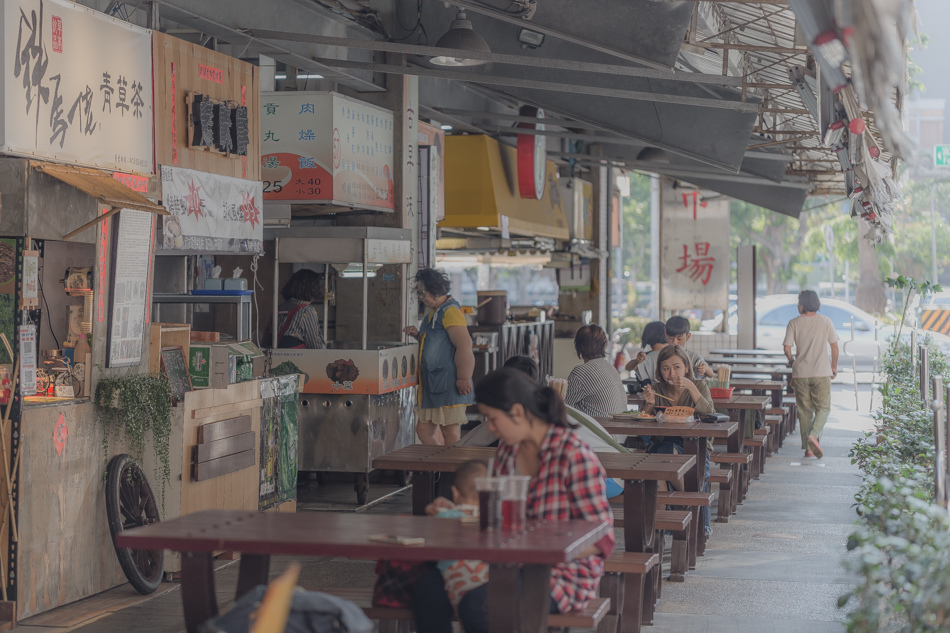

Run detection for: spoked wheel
[[105, 454, 164, 594]]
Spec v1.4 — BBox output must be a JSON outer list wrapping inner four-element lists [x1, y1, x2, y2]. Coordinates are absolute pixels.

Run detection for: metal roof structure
[[87, 0, 912, 228]]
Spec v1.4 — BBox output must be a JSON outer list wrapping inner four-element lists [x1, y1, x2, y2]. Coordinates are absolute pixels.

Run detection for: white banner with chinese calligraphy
[[160, 165, 263, 253], [0, 0, 153, 173], [660, 184, 729, 312], [260, 91, 394, 211]]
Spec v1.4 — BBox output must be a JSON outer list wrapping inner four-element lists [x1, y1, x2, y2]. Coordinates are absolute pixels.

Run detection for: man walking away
[[783, 290, 838, 459]]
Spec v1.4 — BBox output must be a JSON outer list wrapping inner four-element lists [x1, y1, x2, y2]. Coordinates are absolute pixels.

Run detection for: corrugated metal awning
[[30, 161, 167, 240]]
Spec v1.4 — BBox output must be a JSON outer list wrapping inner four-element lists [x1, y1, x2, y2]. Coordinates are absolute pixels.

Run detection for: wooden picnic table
[[595, 417, 739, 558], [728, 378, 786, 408], [705, 355, 790, 367], [627, 393, 772, 412], [116, 509, 610, 633], [373, 444, 694, 626]]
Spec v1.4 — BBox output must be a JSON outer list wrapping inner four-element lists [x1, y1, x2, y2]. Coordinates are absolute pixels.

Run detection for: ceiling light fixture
[[517, 27, 544, 50], [430, 9, 491, 67]]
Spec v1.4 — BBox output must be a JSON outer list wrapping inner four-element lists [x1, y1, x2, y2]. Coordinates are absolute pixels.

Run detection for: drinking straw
[[487, 457, 494, 478]]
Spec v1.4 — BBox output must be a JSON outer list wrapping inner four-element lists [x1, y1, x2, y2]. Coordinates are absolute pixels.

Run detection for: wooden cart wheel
[[105, 454, 164, 594]]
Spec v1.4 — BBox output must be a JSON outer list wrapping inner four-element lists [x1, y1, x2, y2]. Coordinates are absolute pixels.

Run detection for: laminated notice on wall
[[19, 324, 36, 396]]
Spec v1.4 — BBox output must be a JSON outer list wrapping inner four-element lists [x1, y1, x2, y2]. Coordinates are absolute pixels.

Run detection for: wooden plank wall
[[152, 32, 261, 181], [179, 381, 262, 517], [17, 402, 184, 619]]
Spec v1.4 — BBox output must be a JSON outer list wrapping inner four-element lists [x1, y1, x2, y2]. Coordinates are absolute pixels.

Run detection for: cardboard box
[[190, 340, 263, 389]]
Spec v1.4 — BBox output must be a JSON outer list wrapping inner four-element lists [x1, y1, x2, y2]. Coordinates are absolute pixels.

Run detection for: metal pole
[[362, 239, 369, 351], [945, 385, 950, 503], [932, 183, 939, 285], [650, 175, 660, 318], [934, 376, 946, 507], [272, 237, 280, 349], [323, 266, 329, 343], [920, 345, 930, 410]]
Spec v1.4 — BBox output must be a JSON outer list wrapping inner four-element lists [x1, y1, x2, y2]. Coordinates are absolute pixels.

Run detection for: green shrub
[[840, 332, 950, 632]]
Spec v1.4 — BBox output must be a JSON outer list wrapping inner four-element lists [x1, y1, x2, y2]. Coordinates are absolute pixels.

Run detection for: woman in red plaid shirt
[[409, 368, 615, 633]]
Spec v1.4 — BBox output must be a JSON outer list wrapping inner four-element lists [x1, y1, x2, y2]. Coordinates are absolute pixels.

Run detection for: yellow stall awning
[[443, 135, 569, 241], [31, 161, 168, 240]]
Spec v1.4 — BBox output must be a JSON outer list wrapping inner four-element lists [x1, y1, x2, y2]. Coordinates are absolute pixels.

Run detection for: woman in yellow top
[[403, 268, 475, 446]]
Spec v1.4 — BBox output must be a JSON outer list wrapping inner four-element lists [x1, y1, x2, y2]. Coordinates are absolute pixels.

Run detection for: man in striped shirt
[[565, 324, 627, 418]]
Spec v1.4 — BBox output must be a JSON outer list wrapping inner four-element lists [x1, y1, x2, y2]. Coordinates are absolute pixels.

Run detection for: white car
[[756, 295, 950, 361], [705, 294, 950, 368]]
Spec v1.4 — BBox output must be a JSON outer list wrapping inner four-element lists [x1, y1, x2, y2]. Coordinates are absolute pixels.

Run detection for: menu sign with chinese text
[[107, 210, 153, 367], [260, 91, 394, 211], [0, 0, 153, 173], [160, 165, 263, 253], [660, 184, 729, 312]]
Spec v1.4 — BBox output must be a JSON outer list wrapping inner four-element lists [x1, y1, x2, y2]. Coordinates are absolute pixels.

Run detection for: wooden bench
[[782, 396, 797, 434], [744, 435, 768, 479], [611, 507, 692, 582], [656, 491, 714, 564], [710, 451, 753, 506], [708, 467, 734, 522], [763, 415, 784, 452], [600, 551, 659, 633], [323, 588, 612, 632]]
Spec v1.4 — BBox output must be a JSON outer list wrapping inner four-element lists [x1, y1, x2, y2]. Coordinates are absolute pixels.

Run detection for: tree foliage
[[729, 199, 808, 294]]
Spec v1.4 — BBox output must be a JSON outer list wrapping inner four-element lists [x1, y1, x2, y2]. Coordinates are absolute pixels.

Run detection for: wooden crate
[[152, 32, 261, 181], [149, 323, 191, 374]]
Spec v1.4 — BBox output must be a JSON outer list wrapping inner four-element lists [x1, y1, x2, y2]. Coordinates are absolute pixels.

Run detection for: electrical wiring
[[37, 275, 60, 350]]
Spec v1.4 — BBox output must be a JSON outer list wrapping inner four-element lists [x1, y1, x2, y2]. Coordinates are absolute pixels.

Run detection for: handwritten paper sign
[[21, 250, 38, 308], [107, 210, 153, 367], [19, 324, 36, 396]]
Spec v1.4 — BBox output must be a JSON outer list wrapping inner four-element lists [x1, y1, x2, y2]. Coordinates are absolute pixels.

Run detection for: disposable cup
[[502, 475, 531, 531], [475, 477, 504, 531]]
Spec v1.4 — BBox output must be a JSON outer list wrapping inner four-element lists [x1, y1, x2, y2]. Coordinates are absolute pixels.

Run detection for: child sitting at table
[[665, 315, 714, 378], [426, 460, 490, 610], [625, 320, 668, 381]]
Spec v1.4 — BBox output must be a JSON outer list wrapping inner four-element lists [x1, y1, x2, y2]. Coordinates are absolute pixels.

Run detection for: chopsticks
[[652, 392, 675, 402]]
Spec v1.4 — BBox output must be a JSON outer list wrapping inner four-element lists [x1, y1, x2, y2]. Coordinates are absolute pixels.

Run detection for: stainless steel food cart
[[268, 227, 416, 504]]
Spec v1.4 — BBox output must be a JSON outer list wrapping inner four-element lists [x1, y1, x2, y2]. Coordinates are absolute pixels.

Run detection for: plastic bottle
[[74, 334, 91, 397]]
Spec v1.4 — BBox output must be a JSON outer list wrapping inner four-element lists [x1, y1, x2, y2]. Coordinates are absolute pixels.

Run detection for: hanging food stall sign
[[160, 165, 264, 253], [260, 91, 395, 211], [516, 105, 546, 200], [0, 0, 153, 173], [659, 183, 729, 312]]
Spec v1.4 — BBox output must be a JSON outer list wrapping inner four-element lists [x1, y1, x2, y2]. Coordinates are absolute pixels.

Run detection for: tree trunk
[[856, 218, 887, 314]]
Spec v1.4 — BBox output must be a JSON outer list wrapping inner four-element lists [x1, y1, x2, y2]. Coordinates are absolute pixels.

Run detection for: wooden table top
[[372, 445, 695, 483], [116, 510, 611, 565], [727, 379, 785, 391], [709, 349, 787, 357], [595, 417, 739, 438], [705, 356, 790, 367], [626, 394, 771, 410]]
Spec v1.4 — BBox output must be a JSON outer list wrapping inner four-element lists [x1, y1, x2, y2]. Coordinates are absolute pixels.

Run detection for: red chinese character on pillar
[[681, 191, 708, 220], [675, 242, 715, 285]]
